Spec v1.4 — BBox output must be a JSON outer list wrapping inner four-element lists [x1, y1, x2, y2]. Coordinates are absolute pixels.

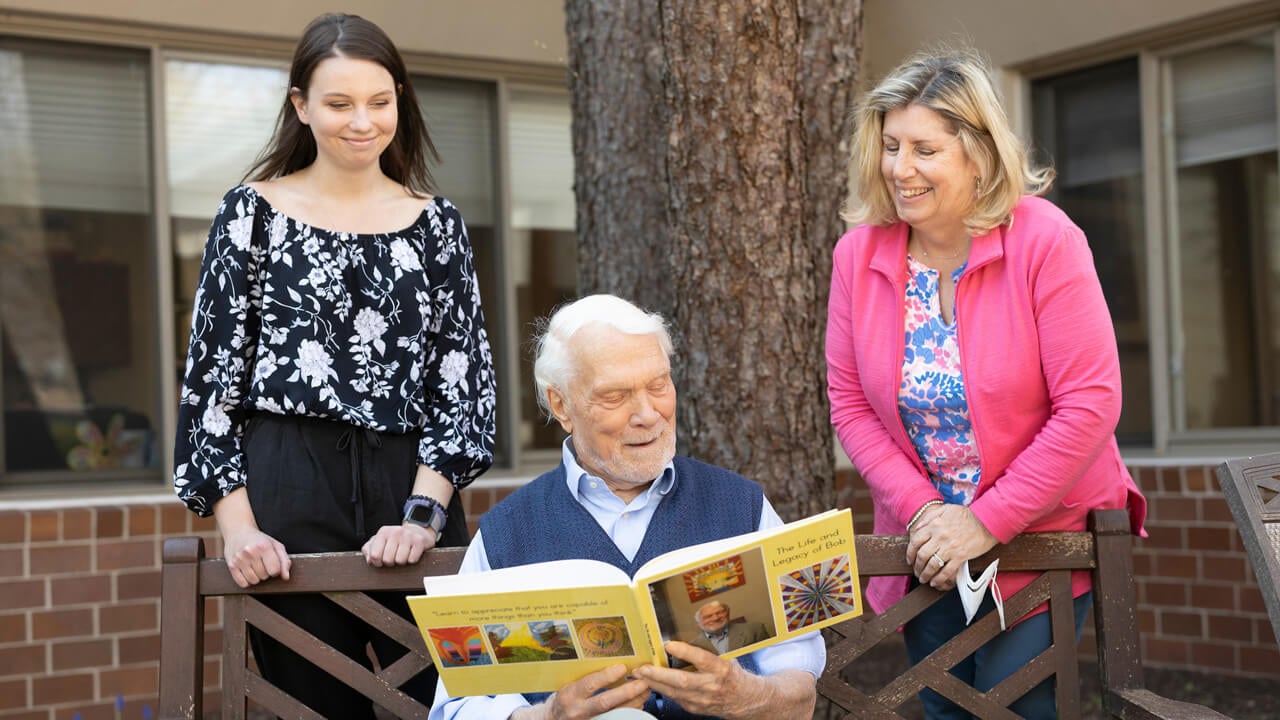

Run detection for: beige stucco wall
[[863, 0, 1267, 79], [0, 0, 568, 65]]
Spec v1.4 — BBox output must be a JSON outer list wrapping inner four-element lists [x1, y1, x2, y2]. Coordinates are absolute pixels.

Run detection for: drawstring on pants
[[336, 427, 383, 539]]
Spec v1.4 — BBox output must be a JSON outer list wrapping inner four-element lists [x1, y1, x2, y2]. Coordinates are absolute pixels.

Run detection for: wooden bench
[[1216, 453, 1280, 648], [159, 509, 1225, 719]]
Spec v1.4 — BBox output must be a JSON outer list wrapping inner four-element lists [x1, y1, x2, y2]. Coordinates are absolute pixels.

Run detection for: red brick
[[116, 570, 160, 601], [32, 671, 92, 705], [1138, 608, 1156, 634], [205, 656, 221, 686], [1184, 466, 1215, 492], [1240, 587, 1268, 614], [1157, 467, 1182, 493], [50, 638, 112, 671], [1187, 526, 1235, 552], [1201, 554, 1248, 583], [1161, 609, 1204, 637], [0, 678, 28, 710], [97, 508, 124, 539], [1189, 584, 1236, 611], [0, 644, 45, 677], [0, 580, 44, 612], [54, 700, 114, 720], [0, 613, 25, 645], [99, 666, 157, 696], [118, 633, 159, 665], [27, 512, 58, 542], [1143, 637, 1189, 665], [2, 710, 48, 720], [1140, 580, 1187, 606], [128, 506, 157, 537], [1207, 614, 1255, 643], [29, 544, 92, 575], [191, 514, 216, 533], [96, 540, 155, 571], [1200, 498, 1235, 523], [1150, 496, 1198, 523], [50, 575, 111, 606], [1241, 643, 1280, 671], [1188, 641, 1236, 671], [31, 608, 92, 640], [62, 509, 93, 541], [1153, 552, 1198, 579], [1137, 525, 1183, 551], [1131, 551, 1153, 576], [100, 600, 157, 634], [0, 514, 24, 545], [0, 549, 22, 578], [158, 505, 189, 535]]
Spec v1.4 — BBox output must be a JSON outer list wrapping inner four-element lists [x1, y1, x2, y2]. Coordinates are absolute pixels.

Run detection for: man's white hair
[[532, 294, 673, 419]]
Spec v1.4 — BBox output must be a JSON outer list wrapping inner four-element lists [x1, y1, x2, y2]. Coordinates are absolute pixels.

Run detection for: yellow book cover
[[407, 507, 859, 697]]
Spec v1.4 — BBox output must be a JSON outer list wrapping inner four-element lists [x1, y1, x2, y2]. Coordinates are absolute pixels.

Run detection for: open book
[[407, 507, 860, 696]]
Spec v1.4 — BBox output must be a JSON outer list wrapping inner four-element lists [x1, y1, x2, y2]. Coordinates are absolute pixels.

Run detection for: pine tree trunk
[[565, 0, 862, 519]]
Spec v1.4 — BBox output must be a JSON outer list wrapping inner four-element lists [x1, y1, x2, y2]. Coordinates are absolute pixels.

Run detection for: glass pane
[[508, 90, 576, 452], [0, 38, 159, 475], [1171, 35, 1280, 429], [166, 59, 287, 373], [415, 76, 508, 465], [1032, 58, 1152, 444]]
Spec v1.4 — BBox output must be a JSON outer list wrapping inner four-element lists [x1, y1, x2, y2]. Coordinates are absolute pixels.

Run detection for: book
[[406, 507, 860, 697]]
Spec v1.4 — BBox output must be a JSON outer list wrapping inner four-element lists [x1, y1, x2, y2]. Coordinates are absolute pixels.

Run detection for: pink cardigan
[[826, 196, 1147, 614]]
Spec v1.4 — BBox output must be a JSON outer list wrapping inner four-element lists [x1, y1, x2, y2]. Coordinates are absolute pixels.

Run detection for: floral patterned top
[[173, 185, 496, 517], [897, 255, 982, 505]]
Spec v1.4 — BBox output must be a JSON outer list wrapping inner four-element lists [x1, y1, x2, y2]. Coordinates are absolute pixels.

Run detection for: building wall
[[0, 464, 1274, 719], [0, 0, 568, 66]]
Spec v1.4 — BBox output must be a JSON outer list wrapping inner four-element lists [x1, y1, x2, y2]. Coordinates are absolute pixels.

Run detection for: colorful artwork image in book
[[485, 620, 579, 663], [779, 554, 858, 631], [427, 626, 493, 667], [572, 616, 635, 658], [682, 554, 746, 602]]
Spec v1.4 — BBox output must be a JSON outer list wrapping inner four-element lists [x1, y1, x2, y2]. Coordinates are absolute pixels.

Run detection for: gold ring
[[931, 552, 947, 569]]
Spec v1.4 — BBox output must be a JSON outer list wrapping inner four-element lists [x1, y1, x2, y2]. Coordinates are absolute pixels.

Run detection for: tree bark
[[565, 0, 861, 520]]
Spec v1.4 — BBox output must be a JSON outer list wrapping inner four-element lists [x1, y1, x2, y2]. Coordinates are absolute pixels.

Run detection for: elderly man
[[428, 294, 823, 720], [689, 602, 771, 657]]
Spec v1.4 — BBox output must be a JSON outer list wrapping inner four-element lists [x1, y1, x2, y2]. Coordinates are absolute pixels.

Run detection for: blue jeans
[[903, 583, 1093, 719]]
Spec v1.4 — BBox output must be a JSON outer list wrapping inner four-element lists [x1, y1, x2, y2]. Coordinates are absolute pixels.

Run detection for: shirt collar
[[561, 437, 676, 503]]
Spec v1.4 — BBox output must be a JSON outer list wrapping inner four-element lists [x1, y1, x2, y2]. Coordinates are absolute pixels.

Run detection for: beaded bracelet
[[906, 500, 944, 532]]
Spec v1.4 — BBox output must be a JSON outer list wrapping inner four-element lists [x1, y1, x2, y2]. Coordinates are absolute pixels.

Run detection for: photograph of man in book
[[429, 294, 824, 720], [688, 602, 771, 657]]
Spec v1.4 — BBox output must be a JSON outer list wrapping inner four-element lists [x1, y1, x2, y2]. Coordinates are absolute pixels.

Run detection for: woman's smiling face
[[880, 103, 980, 240]]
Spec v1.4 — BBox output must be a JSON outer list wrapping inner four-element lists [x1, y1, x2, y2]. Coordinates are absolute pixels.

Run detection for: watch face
[[408, 503, 434, 524]]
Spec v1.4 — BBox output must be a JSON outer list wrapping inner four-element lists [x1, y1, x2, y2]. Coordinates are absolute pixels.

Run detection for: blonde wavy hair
[[842, 47, 1054, 236]]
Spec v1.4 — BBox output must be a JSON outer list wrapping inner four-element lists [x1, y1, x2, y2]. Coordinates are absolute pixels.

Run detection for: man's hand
[[510, 664, 649, 720], [362, 523, 437, 567], [632, 642, 814, 720]]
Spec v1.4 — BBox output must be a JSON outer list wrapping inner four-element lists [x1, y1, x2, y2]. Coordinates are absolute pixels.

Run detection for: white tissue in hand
[[958, 558, 1005, 630]]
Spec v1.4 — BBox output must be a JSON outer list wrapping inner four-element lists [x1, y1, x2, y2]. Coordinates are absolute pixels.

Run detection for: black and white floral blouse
[[173, 185, 496, 517]]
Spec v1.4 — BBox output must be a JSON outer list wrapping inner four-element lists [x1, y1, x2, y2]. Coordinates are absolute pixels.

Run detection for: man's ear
[[546, 388, 573, 434], [290, 87, 309, 125]]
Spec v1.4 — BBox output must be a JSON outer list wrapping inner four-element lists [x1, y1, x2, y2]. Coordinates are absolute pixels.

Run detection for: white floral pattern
[[173, 185, 496, 516]]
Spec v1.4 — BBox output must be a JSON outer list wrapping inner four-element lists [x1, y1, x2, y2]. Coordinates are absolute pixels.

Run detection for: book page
[[635, 508, 859, 663]]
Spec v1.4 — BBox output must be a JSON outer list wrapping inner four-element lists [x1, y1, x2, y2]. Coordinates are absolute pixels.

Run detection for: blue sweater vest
[[479, 456, 765, 720]]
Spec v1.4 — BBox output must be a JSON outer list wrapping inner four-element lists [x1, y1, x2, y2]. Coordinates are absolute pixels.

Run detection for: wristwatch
[[403, 495, 448, 537]]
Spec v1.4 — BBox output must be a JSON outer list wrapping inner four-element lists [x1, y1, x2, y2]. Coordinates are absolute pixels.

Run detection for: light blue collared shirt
[[428, 440, 826, 720]]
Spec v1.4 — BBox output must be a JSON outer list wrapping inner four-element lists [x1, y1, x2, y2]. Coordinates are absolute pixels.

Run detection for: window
[[1031, 30, 1280, 448], [0, 28, 574, 489], [0, 38, 160, 478]]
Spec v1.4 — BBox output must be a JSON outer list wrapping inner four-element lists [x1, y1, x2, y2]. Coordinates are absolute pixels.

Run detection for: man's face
[[696, 604, 730, 634], [547, 324, 677, 498]]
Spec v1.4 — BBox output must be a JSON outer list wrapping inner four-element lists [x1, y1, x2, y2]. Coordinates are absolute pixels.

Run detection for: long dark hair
[[244, 13, 439, 194]]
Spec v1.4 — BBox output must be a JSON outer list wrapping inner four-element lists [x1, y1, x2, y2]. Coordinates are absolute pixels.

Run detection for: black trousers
[[242, 414, 469, 719]]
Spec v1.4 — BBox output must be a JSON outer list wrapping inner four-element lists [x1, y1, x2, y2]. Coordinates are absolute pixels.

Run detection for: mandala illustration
[[572, 616, 635, 658], [779, 554, 858, 631]]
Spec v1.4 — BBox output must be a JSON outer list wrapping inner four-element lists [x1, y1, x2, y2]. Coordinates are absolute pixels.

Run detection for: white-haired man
[[429, 294, 823, 720]]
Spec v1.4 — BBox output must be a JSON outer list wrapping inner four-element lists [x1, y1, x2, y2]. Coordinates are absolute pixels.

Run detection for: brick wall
[[0, 466, 1275, 718]]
